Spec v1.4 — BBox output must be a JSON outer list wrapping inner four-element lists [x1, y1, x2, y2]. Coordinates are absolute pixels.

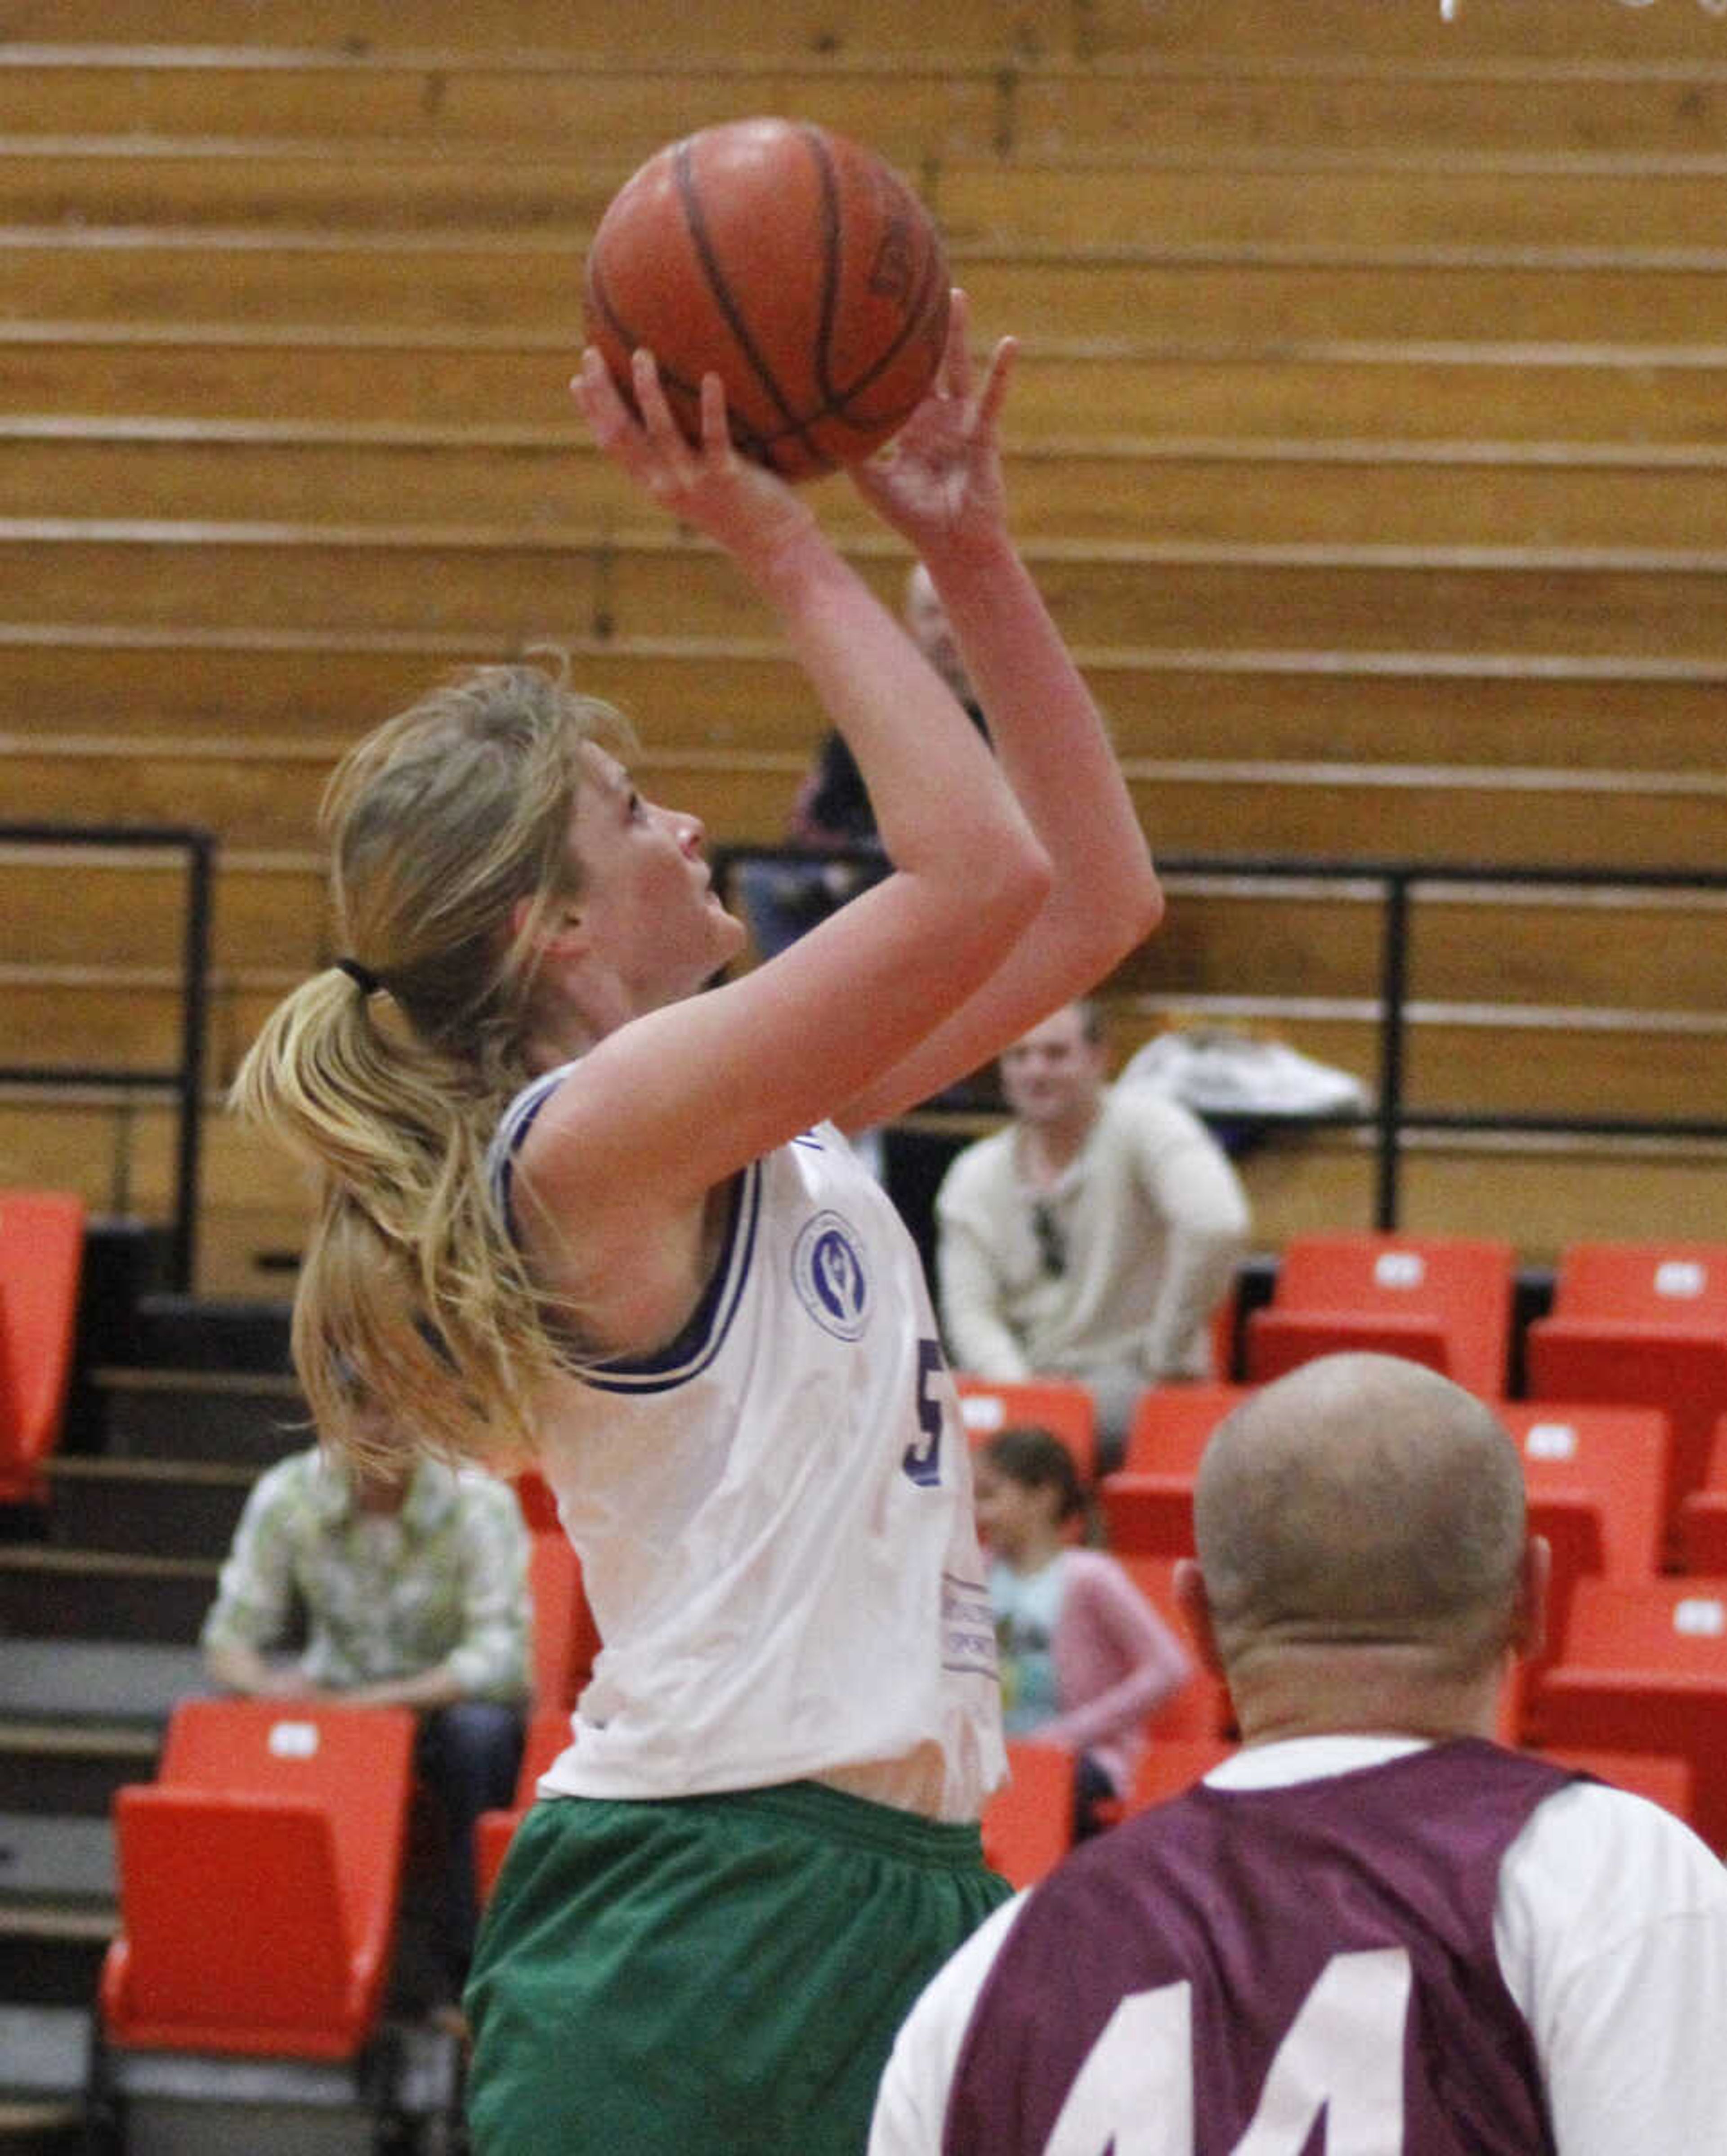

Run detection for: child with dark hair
[[974, 1427, 1191, 1835]]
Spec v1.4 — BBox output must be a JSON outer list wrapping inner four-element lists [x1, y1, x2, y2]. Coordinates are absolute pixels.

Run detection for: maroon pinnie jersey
[[943, 1740, 1576, 2156]]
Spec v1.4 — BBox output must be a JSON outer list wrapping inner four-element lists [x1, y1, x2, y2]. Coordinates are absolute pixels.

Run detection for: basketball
[[582, 117, 951, 482]]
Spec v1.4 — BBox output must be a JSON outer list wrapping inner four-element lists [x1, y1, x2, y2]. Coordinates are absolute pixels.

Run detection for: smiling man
[[934, 1000, 1249, 1472]]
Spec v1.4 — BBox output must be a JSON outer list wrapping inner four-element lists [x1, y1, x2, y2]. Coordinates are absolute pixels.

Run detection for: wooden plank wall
[[2, 0, 1725, 1285]]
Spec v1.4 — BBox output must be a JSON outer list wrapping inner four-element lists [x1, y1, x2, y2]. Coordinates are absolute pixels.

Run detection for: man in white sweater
[[934, 1000, 1250, 1470]]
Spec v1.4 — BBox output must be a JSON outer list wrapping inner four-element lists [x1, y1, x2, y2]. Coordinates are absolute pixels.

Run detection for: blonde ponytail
[[231, 662, 626, 1469]]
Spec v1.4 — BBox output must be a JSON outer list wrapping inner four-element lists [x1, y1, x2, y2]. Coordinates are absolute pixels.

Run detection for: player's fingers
[[969, 335, 1018, 437], [573, 348, 632, 439], [939, 289, 973, 402], [631, 348, 689, 452], [696, 372, 734, 462]]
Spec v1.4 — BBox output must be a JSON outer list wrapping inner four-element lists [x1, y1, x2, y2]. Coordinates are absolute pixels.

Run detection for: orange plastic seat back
[[1541, 1241, 1727, 1328], [1102, 1385, 1253, 1559], [107, 1790, 357, 2056], [157, 1698, 415, 1929], [1116, 1554, 1231, 1741], [1535, 1576, 1727, 1854], [1100, 1474, 1199, 1561], [1534, 1745, 1697, 1830], [103, 1698, 416, 2058], [956, 1375, 1099, 1487], [1679, 1415, 1727, 1573], [1499, 1402, 1669, 1725], [527, 1531, 602, 1713], [1119, 1384, 1252, 1477], [1502, 1403, 1667, 1585], [474, 1706, 570, 1906], [981, 1739, 1074, 1889], [512, 1467, 559, 1534], [1245, 1234, 1515, 1399], [0, 1188, 85, 1500], [1526, 1243, 1727, 1555], [1120, 1736, 1238, 1818]]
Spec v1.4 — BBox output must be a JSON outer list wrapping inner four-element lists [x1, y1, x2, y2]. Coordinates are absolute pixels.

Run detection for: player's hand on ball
[[849, 291, 1016, 559], [575, 345, 816, 570]]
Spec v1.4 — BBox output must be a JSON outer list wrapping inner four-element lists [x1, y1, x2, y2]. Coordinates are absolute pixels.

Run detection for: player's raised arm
[[832, 295, 1163, 1131], [512, 345, 1054, 1224]]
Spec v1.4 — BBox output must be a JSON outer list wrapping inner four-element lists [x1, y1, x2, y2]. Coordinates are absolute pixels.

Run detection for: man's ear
[[1172, 1558, 1228, 1676], [1510, 1534, 1551, 1663]]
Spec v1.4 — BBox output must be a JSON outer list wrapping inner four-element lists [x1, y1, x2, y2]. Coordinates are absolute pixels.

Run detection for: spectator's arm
[[1137, 1111, 1251, 1378], [1039, 1559, 1193, 1755], [203, 1638, 316, 1699], [936, 1207, 1031, 1383], [199, 1464, 302, 1689]]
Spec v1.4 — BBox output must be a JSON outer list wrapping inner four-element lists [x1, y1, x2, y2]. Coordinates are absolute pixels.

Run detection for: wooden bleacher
[[2, 0, 1726, 1288]]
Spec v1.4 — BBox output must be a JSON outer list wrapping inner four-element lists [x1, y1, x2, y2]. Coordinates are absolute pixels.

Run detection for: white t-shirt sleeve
[[868, 1894, 1028, 2156], [1496, 1778, 1727, 2156]]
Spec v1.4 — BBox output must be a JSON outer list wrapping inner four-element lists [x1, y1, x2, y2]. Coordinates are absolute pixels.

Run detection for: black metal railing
[[716, 844, 1727, 1232], [0, 822, 215, 1292]]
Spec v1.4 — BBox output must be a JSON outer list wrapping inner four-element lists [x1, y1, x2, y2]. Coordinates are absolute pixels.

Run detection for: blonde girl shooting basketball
[[234, 292, 1161, 2156]]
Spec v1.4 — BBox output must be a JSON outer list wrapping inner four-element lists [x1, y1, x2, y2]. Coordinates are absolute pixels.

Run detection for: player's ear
[[1172, 1558, 1227, 1676], [1509, 1535, 1551, 1663], [510, 893, 591, 960]]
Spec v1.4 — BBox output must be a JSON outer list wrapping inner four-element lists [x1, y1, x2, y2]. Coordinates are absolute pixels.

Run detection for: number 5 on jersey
[[903, 1338, 947, 1487]]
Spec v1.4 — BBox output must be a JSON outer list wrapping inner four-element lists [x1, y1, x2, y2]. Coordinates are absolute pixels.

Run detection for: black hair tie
[[335, 957, 382, 995]]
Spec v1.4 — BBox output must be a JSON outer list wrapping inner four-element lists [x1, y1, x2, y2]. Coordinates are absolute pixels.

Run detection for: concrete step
[[0, 1817, 113, 1912], [42, 1456, 256, 1562], [0, 1643, 195, 1815], [130, 1294, 292, 1375], [0, 2006, 90, 2100], [0, 1643, 203, 1734], [0, 1905, 111, 2010], [89, 1367, 308, 1465], [0, 2006, 89, 2152], [0, 1723, 160, 1820], [0, 1549, 216, 1644]]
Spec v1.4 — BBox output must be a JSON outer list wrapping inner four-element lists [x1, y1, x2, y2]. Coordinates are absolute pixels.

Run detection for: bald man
[[871, 1354, 1727, 2156]]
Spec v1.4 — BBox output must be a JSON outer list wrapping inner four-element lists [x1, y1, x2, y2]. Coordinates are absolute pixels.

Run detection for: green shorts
[[463, 1780, 1012, 2156]]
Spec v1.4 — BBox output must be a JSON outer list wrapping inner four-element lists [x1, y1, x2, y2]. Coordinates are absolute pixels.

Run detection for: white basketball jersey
[[488, 1091, 1005, 1823]]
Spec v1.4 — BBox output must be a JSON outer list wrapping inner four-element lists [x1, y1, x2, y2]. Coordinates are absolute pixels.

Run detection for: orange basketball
[[582, 117, 951, 482]]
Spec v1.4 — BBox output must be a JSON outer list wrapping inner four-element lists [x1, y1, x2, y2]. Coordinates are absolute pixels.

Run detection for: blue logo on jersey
[[792, 1211, 870, 1341]]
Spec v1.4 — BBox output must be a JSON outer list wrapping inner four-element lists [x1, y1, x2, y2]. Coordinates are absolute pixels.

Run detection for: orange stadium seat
[[0, 1188, 86, 1503], [1498, 1401, 1669, 1740], [1524, 1241, 1727, 1560], [1120, 1735, 1239, 1818], [1098, 1383, 1253, 1559], [1533, 1576, 1727, 1856], [475, 1706, 568, 1906], [955, 1374, 1098, 1487], [980, 1738, 1074, 1889], [512, 1467, 560, 1535], [1115, 1554, 1230, 1742], [101, 1698, 416, 2059], [1678, 1416, 1727, 1575], [1531, 1745, 1698, 1833], [1244, 1234, 1516, 1400], [527, 1530, 602, 1715]]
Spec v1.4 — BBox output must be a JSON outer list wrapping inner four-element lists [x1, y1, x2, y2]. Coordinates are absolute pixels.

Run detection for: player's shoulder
[[1513, 1772, 1727, 1922]]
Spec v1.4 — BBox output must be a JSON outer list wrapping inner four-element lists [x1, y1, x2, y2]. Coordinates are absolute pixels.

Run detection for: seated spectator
[[975, 1425, 1191, 1837], [734, 563, 987, 962], [935, 999, 1250, 1471], [201, 1419, 530, 2000], [872, 1353, 1727, 2156]]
